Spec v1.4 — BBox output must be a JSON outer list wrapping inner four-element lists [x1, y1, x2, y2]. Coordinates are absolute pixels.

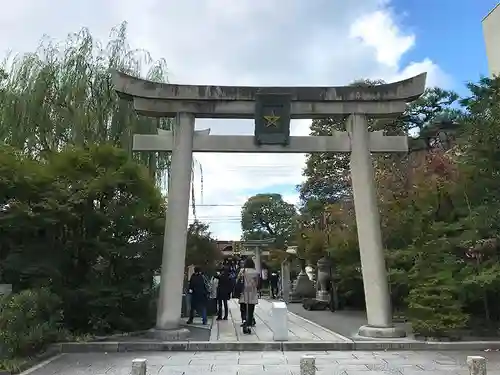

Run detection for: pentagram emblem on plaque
[[254, 93, 291, 146], [263, 110, 281, 127]]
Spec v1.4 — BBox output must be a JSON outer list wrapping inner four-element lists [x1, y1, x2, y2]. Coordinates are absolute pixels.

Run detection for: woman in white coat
[[237, 257, 259, 333]]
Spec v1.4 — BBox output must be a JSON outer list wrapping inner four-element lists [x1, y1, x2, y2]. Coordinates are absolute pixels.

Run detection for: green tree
[[0, 22, 170, 181], [299, 86, 460, 220], [186, 220, 220, 269], [0, 288, 67, 360], [0, 22, 203, 215], [0, 144, 165, 333], [241, 193, 297, 246], [299, 116, 350, 219], [298, 80, 387, 221], [297, 83, 464, 324], [394, 77, 500, 335]]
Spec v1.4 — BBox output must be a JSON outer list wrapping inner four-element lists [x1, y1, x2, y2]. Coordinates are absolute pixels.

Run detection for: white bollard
[[271, 301, 288, 341], [0, 284, 12, 296], [467, 356, 487, 375], [131, 358, 147, 375], [300, 355, 316, 375]]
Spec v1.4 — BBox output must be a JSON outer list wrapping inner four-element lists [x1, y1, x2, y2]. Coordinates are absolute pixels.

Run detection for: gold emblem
[[232, 241, 241, 254], [263, 109, 280, 127]]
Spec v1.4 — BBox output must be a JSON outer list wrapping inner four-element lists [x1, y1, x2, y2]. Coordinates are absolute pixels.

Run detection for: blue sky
[[0, 0, 497, 240], [391, 0, 497, 94]]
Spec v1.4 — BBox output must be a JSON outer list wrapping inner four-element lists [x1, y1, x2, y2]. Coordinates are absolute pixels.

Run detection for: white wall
[[483, 3, 500, 77]]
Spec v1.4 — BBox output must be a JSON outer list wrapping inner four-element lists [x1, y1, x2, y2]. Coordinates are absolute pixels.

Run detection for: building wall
[[483, 3, 500, 76]]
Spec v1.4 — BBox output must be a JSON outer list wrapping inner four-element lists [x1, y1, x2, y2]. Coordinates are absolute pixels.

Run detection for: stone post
[[156, 113, 195, 331], [254, 246, 262, 275], [347, 114, 404, 338], [0, 284, 12, 296], [467, 356, 487, 375], [300, 355, 316, 375], [281, 260, 291, 303], [316, 257, 331, 302], [131, 359, 147, 375]]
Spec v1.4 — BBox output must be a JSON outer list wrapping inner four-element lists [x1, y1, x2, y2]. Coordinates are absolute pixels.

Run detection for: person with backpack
[[186, 266, 208, 325], [215, 266, 232, 320]]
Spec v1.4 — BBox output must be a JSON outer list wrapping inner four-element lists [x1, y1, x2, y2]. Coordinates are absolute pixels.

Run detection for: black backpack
[[233, 271, 245, 299]]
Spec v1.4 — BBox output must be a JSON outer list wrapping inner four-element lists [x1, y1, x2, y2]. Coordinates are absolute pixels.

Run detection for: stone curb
[[48, 340, 500, 352]]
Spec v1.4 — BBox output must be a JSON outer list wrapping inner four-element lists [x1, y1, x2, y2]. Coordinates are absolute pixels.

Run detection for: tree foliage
[[299, 116, 350, 219], [0, 25, 218, 360], [299, 86, 461, 221], [296, 76, 500, 337], [0, 145, 165, 333], [0, 22, 171, 183], [0, 289, 67, 359], [186, 220, 221, 268], [0, 143, 219, 363], [241, 193, 297, 247]]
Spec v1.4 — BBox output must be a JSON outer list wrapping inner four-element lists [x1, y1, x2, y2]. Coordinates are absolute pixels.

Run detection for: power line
[[192, 203, 301, 208], [189, 218, 241, 220], [191, 203, 244, 207], [197, 164, 303, 168], [189, 217, 240, 219], [190, 221, 241, 223]]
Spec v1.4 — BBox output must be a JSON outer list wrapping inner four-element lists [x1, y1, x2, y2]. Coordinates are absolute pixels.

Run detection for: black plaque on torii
[[254, 93, 291, 146]]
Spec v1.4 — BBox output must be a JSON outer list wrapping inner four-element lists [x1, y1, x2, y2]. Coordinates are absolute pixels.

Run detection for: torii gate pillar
[[348, 114, 403, 338], [156, 113, 195, 331]]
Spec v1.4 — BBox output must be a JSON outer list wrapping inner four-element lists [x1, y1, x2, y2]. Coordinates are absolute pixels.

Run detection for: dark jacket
[[189, 272, 208, 303], [216, 271, 232, 300], [270, 273, 279, 287]]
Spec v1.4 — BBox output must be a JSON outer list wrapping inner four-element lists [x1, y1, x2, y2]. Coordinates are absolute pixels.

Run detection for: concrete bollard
[[271, 301, 289, 341], [300, 355, 316, 375], [467, 356, 487, 375], [131, 358, 147, 375]]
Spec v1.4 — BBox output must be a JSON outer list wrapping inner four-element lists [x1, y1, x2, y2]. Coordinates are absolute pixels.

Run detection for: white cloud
[[0, 0, 452, 240], [394, 58, 453, 88], [350, 10, 415, 68]]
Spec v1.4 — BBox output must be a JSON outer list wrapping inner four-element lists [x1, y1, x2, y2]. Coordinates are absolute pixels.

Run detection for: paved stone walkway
[[24, 350, 500, 375], [209, 299, 350, 342], [286, 304, 368, 339]]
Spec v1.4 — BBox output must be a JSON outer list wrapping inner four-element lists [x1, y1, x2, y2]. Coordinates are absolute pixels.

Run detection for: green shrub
[[407, 279, 469, 338], [0, 357, 30, 373], [0, 288, 68, 359]]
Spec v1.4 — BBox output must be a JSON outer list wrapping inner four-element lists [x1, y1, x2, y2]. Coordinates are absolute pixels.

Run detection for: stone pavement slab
[[286, 304, 412, 340], [210, 299, 350, 342], [23, 350, 500, 375]]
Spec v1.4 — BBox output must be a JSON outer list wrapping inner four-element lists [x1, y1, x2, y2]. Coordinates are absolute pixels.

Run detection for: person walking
[[269, 271, 279, 299], [209, 271, 219, 316], [186, 266, 208, 325], [238, 257, 259, 334], [216, 266, 232, 320], [228, 264, 237, 298]]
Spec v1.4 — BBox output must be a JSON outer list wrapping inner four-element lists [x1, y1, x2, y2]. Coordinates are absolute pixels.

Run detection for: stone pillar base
[[144, 328, 190, 341], [316, 291, 330, 302], [357, 325, 406, 339]]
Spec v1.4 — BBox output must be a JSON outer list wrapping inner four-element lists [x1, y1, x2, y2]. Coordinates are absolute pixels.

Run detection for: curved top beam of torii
[[112, 70, 426, 103]]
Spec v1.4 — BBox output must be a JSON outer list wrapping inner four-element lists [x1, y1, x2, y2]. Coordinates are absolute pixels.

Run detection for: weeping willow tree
[[0, 22, 203, 212]]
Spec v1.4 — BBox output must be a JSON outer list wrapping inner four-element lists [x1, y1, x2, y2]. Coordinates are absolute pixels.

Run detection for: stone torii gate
[[113, 71, 426, 339]]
